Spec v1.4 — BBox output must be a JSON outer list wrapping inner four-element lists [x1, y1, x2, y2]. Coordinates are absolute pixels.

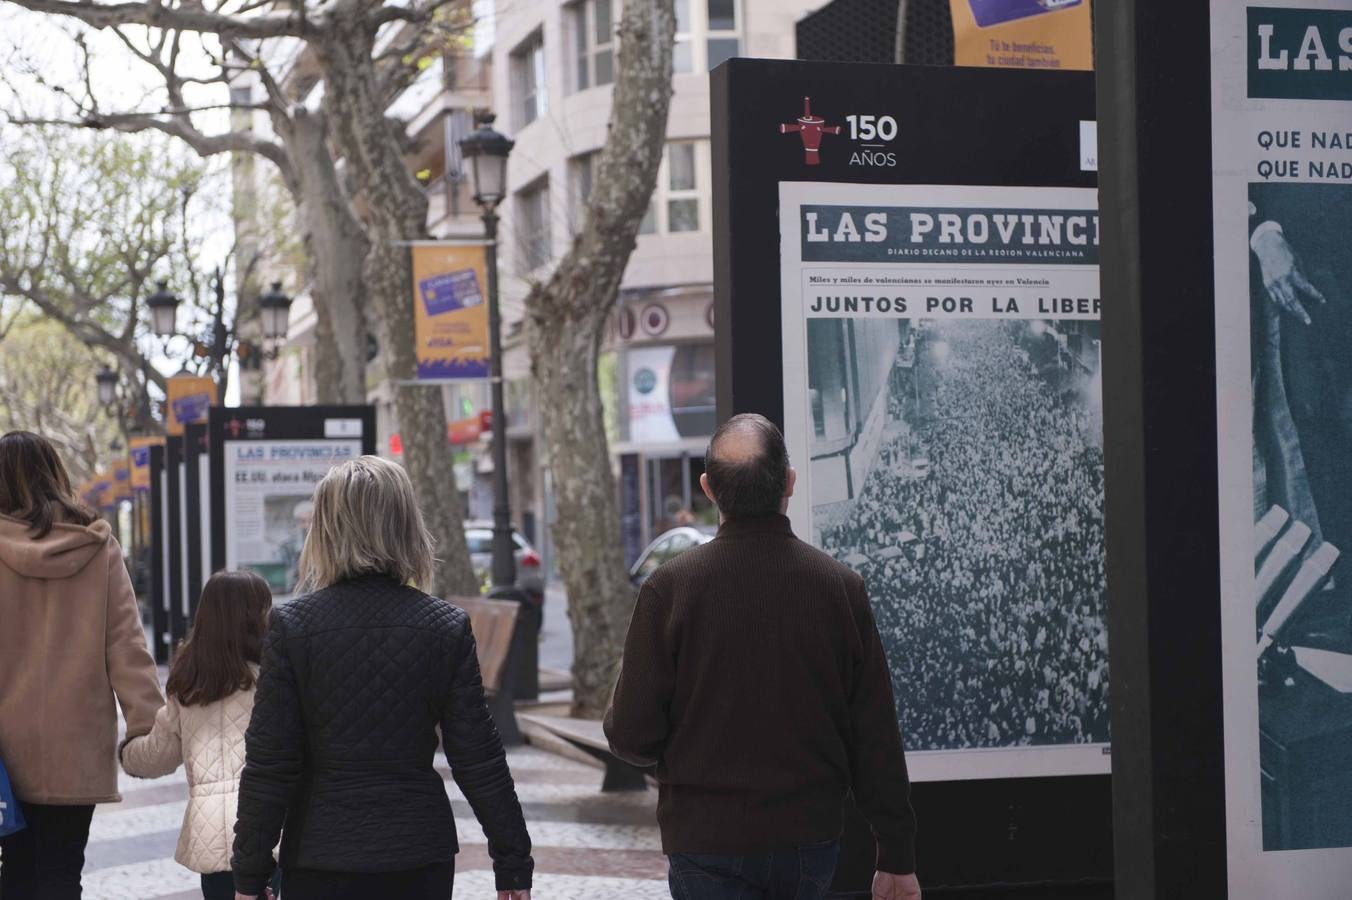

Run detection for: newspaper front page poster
[[223, 439, 361, 598], [1212, 2, 1352, 894], [780, 182, 1107, 782]]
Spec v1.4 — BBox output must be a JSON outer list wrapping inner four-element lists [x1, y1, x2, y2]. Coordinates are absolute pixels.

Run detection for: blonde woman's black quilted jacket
[[230, 574, 533, 895]]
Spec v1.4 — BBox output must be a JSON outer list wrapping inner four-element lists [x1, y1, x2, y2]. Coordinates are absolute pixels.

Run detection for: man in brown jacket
[[0, 431, 164, 898], [605, 414, 921, 900]]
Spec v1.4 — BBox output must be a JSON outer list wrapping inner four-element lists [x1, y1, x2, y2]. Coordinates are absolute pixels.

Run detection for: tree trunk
[[280, 109, 370, 405], [527, 0, 676, 717], [314, 6, 478, 596]]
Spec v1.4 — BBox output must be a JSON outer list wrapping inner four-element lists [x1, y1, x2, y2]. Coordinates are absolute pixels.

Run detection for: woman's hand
[[497, 891, 531, 899]]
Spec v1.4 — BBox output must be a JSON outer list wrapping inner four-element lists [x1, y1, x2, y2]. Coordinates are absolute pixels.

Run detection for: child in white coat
[[121, 570, 273, 900]]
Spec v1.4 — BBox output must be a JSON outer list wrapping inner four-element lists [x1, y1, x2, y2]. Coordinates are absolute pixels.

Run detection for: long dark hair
[[0, 431, 98, 538], [167, 570, 273, 706]]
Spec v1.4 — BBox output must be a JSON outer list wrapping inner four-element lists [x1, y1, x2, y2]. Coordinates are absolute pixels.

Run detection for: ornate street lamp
[[258, 281, 293, 342], [460, 112, 517, 594], [95, 365, 119, 406], [460, 113, 515, 209], [146, 280, 181, 338]]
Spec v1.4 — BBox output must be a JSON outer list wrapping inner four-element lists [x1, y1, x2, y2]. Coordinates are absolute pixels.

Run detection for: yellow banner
[[130, 436, 163, 493], [949, 0, 1093, 71], [412, 243, 491, 380], [166, 375, 218, 437], [113, 461, 133, 503], [97, 473, 120, 509]]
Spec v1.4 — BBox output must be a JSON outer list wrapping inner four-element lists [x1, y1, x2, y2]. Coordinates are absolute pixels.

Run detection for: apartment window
[[636, 141, 703, 235], [572, 0, 615, 92], [665, 142, 699, 232], [572, 143, 704, 236], [673, 0, 740, 73], [511, 32, 548, 128], [516, 178, 552, 273]]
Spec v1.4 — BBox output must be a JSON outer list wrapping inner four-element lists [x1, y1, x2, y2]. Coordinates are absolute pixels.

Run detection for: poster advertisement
[[166, 375, 218, 437], [1212, 2, 1352, 894], [627, 345, 679, 443], [412, 243, 491, 380], [780, 181, 1107, 782], [948, 0, 1093, 70], [130, 436, 163, 493], [222, 439, 360, 596]]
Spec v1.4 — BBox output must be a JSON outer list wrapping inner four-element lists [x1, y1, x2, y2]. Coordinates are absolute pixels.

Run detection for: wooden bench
[[518, 713, 650, 792], [451, 596, 522, 744]]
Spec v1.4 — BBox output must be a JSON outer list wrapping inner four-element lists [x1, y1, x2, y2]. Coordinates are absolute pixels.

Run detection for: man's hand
[[1252, 227, 1328, 325], [873, 871, 921, 900], [497, 891, 531, 899]]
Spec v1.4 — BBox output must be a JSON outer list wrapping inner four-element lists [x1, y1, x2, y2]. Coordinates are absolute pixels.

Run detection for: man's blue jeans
[[667, 840, 840, 900]]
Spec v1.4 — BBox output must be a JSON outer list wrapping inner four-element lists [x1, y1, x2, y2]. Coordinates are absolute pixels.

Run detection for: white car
[[464, 521, 545, 602], [630, 526, 716, 586]]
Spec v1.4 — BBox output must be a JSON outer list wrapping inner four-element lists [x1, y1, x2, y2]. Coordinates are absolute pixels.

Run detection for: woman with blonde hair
[[0, 430, 164, 898], [230, 455, 533, 900]]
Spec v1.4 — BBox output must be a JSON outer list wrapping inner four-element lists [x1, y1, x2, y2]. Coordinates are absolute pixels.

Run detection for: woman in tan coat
[[122, 570, 273, 900], [0, 430, 164, 898]]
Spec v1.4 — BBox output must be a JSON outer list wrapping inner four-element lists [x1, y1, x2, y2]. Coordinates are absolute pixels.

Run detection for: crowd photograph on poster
[[780, 180, 1107, 781], [810, 316, 1108, 754]]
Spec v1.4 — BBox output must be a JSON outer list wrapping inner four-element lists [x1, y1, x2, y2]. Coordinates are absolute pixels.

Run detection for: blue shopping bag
[[0, 755, 26, 836]]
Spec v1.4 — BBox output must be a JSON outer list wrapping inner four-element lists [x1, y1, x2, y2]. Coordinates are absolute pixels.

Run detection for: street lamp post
[[460, 113, 518, 594]]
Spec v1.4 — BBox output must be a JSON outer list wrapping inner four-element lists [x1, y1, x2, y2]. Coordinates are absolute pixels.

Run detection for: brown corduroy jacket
[[0, 513, 164, 804]]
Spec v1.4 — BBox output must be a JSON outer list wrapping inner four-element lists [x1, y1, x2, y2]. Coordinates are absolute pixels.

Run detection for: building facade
[[488, 0, 829, 569]]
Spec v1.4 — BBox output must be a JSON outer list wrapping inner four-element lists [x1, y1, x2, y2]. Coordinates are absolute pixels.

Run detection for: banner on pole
[[113, 462, 132, 503], [949, 0, 1093, 71], [130, 436, 164, 493], [411, 243, 491, 381], [166, 375, 218, 437]]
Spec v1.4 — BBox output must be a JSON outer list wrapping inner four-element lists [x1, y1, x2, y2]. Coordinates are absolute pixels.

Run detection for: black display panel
[[711, 58, 1107, 893], [208, 406, 377, 596]]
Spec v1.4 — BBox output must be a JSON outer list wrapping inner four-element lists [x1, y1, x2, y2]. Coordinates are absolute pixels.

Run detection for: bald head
[[702, 414, 792, 519]]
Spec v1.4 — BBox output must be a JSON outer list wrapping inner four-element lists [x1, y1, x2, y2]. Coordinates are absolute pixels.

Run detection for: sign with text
[[950, 0, 1093, 71], [209, 406, 376, 600], [1213, 2, 1352, 894], [1249, 6, 1352, 100], [713, 57, 1102, 891], [412, 243, 491, 381], [166, 375, 218, 437]]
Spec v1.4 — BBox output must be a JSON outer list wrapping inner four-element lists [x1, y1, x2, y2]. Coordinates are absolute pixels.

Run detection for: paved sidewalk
[[83, 743, 668, 899]]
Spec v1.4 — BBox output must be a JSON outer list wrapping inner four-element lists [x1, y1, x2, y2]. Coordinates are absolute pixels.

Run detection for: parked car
[[630, 526, 716, 586], [464, 521, 545, 603]]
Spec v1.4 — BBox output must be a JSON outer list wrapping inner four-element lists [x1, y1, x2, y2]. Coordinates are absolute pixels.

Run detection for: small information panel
[[209, 406, 376, 599]]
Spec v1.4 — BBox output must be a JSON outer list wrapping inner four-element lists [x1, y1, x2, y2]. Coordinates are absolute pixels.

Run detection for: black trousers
[[0, 802, 96, 900], [199, 872, 235, 900], [279, 860, 454, 900]]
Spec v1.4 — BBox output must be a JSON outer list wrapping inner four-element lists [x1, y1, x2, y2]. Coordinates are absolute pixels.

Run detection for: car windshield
[[465, 528, 530, 554]]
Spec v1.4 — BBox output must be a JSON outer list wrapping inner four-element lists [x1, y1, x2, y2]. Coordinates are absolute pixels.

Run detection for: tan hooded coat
[[0, 513, 164, 804]]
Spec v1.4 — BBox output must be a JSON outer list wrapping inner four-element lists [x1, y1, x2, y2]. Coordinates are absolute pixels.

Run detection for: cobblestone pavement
[[82, 743, 669, 899]]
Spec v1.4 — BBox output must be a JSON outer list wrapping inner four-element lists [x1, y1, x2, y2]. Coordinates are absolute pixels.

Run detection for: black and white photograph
[[1248, 181, 1352, 853], [807, 316, 1109, 754]]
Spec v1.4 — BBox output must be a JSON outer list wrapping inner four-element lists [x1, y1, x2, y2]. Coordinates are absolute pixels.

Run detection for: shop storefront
[[609, 288, 718, 565]]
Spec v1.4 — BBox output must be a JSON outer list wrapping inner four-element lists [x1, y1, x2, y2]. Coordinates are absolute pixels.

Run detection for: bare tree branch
[[10, 112, 294, 184], [0, 0, 321, 39]]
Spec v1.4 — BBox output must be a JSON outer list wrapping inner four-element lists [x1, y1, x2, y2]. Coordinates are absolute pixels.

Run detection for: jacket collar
[[716, 513, 795, 539]]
